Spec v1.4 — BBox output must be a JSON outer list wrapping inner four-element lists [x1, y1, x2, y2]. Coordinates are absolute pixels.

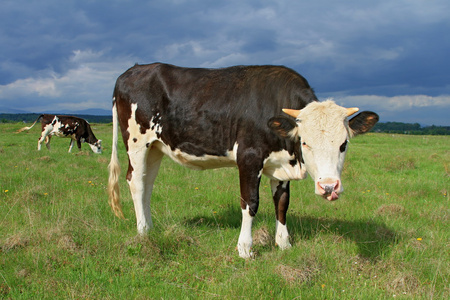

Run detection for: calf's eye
[[340, 140, 348, 152]]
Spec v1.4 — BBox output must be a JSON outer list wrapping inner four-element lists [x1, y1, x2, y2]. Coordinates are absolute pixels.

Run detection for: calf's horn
[[282, 108, 300, 118], [346, 107, 359, 116]]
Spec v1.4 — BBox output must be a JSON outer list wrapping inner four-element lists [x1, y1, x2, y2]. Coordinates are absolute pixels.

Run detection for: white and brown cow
[[108, 63, 378, 258], [18, 114, 102, 153]]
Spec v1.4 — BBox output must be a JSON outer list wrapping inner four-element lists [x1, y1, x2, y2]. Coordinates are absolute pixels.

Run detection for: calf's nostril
[[320, 183, 335, 194], [318, 180, 340, 195]]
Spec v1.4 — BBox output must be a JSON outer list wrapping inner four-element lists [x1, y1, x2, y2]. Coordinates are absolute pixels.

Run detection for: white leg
[[142, 148, 163, 230], [275, 220, 291, 250], [68, 139, 74, 153], [127, 147, 163, 235], [237, 205, 254, 258], [38, 132, 50, 151]]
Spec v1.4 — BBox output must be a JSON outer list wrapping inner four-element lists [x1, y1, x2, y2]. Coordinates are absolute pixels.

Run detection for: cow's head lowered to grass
[[269, 100, 379, 201]]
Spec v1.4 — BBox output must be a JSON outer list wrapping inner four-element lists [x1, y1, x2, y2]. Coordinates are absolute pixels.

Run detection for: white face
[[294, 101, 352, 201], [89, 140, 102, 154]]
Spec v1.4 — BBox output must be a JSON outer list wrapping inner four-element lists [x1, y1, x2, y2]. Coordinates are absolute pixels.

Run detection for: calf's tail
[[108, 101, 125, 219], [16, 114, 43, 133]]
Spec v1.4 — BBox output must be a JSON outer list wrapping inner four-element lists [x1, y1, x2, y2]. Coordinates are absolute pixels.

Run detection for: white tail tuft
[[16, 115, 42, 133], [108, 103, 125, 219]]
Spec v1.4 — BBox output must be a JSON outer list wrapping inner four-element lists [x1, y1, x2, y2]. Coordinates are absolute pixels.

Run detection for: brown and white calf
[[18, 114, 102, 153], [108, 63, 378, 258]]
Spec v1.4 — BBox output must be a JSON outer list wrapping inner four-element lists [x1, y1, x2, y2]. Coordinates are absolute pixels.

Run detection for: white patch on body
[[150, 114, 162, 137], [263, 149, 306, 181], [156, 142, 239, 170]]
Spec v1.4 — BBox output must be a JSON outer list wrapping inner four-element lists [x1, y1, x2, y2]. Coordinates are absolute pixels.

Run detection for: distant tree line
[[372, 122, 449, 135], [0, 113, 112, 124], [1, 113, 449, 135]]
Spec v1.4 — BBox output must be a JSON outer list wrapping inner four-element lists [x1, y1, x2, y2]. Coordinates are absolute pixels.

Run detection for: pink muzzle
[[317, 179, 341, 201]]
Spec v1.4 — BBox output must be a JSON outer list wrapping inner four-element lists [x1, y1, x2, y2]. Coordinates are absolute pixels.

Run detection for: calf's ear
[[268, 116, 297, 139], [349, 111, 379, 135]]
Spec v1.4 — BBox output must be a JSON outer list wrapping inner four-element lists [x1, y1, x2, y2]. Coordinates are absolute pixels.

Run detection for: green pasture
[[0, 122, 449, 299]]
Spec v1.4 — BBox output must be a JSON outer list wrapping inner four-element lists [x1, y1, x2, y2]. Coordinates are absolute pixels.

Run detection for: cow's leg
[[76, 138, 82, 151], [236, 152, 263, 258], [68, 139, 75, 153], [270, 180, 292, 250], [37, 137, 42, 151], [38, 131, 48, 151], [38, 125, 53, 151], [127, 147, 163, 235], [44, 135, 52, 150]]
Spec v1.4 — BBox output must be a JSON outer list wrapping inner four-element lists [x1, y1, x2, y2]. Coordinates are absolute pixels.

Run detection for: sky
[[0, 0, 449, 126]]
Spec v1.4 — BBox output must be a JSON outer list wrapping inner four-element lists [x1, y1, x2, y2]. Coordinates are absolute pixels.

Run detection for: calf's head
[[269, 100, 378, 201], [89, 140, 103, 154]]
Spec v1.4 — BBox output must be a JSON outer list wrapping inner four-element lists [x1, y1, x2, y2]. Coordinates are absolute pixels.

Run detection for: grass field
[[1, 122, 449, 299]]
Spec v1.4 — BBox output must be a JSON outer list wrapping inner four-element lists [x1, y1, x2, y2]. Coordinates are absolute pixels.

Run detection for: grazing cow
[[108, 63, 378, 258], [18, 114, 102, 153]]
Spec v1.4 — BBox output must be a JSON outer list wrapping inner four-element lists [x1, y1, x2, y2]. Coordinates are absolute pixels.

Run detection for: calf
[[18, 114, 102, 153], [108, 63, 378, 258]]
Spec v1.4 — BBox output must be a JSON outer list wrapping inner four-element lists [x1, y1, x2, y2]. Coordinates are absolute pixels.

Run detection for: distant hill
[[71, 108, 112, 116], [0, 106, 30, 114], [0, 113, 111, 124]]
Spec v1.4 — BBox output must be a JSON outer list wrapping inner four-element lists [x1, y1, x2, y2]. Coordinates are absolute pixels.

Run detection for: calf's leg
[[236, 149, 263, 258], [270, 180, 291, 250]]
